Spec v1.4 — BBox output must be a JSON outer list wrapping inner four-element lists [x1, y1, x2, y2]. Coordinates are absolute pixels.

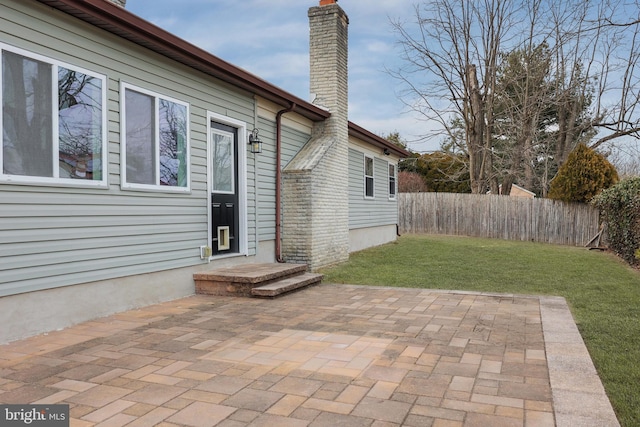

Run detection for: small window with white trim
[[1, 44, 107, 186], [121, 83, 190, 192], [364, 155, 374, 198], [388, 163, 397, 199]]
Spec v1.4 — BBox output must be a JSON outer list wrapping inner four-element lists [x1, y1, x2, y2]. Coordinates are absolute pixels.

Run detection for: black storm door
[[211, 122, 239, 255]]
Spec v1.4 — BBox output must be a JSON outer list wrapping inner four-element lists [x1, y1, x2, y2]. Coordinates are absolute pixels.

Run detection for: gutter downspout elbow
[[275, 103, 296, 263]]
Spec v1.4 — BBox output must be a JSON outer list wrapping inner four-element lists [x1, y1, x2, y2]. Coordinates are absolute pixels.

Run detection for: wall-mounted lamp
[[248, 128, 263, 154], [383, 148, 391, 156]]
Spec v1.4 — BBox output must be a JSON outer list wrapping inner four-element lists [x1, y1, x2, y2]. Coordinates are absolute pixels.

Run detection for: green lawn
[[319, 234, 640, 426]]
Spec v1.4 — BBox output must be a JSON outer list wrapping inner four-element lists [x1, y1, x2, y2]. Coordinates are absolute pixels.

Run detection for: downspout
[[275, 103, 296, 263]]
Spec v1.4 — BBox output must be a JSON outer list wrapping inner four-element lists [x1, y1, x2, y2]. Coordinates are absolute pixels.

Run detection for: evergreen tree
[[548, 144, 618, 203]]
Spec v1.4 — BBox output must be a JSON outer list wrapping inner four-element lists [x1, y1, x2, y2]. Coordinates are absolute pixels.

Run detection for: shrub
[[592, 177, 640, 265], [398, 171, 429, 192], [423, 152, 471, 193], [548, 144, 619, 203]]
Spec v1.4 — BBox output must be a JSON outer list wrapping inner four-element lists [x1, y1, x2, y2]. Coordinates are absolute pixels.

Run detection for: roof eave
[[348, 121, 411, 158], [35, 0, 330, 122]]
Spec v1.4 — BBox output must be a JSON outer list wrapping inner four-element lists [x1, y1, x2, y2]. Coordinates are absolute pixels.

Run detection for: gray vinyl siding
[[0, 0, 258, 297], [255, 117, 277, 241], [348, 147, 398, 229], [255, 116, 311, 241]]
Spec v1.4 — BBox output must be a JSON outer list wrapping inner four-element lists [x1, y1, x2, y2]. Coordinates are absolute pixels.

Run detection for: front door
[[211, 122, 239, 256]]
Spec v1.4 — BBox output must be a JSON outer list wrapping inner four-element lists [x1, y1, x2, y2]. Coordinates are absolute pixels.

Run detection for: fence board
[[398, 193, 600, 246]]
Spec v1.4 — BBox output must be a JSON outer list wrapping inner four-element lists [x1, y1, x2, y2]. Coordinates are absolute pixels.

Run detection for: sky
[[124, 0, 438, 152]]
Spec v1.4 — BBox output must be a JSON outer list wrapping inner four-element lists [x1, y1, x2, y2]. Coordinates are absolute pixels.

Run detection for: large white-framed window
[[364, 155, 375, 199], [388, 162, 397, 200], [121, 83, 190, 192], [0, 44, 107, 187]]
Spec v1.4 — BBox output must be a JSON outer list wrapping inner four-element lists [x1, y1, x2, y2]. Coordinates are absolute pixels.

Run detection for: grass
[[319, 234, 640, 426]]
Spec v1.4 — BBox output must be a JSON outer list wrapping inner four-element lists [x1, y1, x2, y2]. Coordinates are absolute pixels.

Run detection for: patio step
[[251, 272, 323, 298], [194, 263, 321, 297]]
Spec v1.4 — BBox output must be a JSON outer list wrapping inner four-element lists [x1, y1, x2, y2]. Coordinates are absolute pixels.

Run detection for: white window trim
[[206, 111, 248, 260], [364, 154, 375, 199], [120, 82, 191, 193], [388, 162, 397, 200], [0, 43, 108, 188]]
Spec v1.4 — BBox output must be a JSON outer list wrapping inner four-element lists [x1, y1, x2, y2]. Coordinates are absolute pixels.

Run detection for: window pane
[[389, 164, 396, 196], [212, 131, 233, 192], [365, 157, 373, 176], [364, 156, 374, 197], [58, 67, 103, 180], [2, 51, 53, 177], [125, 89, 155, 184], [159, 99, 187, 187], [366, 176, 374, 197]]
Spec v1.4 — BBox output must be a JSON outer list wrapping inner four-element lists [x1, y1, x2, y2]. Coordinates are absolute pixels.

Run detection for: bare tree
[[535, 0, 640, 193], [605, 139, 640, 178], [392, 0, 640, 196], [589, 0, 640, 149], [391, 0, 519, 194]]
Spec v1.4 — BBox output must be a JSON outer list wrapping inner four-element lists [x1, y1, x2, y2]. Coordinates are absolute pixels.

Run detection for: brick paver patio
[[0, 284, 619, 426]]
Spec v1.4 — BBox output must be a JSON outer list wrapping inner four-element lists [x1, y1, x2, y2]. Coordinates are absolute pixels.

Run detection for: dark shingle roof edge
[[35, 0, 410, 157]]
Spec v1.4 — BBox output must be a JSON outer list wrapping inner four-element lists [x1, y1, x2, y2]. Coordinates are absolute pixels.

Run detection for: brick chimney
[[308, 0, 348, 131], [280, 0, 350, 270]]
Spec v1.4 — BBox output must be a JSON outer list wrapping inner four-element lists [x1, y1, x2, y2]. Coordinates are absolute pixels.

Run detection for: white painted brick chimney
[[281, 0, 350, 270], [309, 0, 349, 136]]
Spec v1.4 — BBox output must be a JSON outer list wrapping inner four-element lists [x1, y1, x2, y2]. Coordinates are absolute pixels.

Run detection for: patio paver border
[[539, 295, 620, 427]]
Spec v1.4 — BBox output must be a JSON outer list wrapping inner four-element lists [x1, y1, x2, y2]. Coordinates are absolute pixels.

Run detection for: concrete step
[[251, 273, 324, 298], [194, 263, 311, 297]]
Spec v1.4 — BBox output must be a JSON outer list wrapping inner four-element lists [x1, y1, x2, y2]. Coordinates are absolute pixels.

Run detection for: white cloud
[[237, 52, 308, 79], [126, 0, 425, 149]]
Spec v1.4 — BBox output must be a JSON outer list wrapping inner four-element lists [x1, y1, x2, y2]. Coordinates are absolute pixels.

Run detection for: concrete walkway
[[0, 284, 619, 426]]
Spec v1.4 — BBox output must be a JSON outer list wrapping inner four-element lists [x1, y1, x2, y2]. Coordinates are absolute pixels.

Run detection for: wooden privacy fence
[[398, 192, 601, 246]]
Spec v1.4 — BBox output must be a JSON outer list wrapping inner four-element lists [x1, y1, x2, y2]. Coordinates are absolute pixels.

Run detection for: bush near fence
[[399, 192, 601, 246]]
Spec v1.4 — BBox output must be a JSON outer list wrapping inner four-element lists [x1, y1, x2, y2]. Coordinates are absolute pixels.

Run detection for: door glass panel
[[211, 130, 234, 193]]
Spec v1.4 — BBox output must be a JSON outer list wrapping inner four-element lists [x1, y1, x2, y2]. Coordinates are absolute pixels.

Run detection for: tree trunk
[[466, 64, 487, 194]]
